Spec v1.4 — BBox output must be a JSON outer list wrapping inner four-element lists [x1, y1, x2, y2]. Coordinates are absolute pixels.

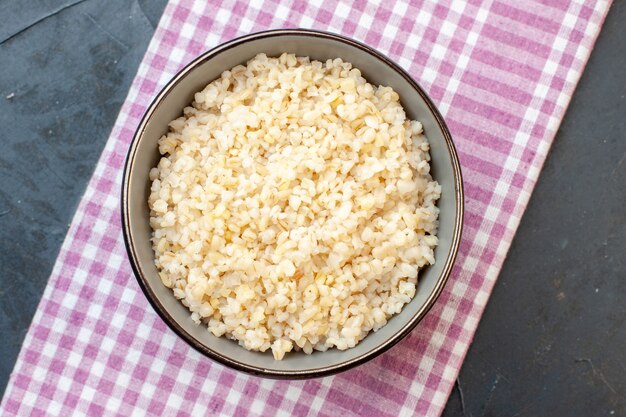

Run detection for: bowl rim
[[121, 28, 464, 379]]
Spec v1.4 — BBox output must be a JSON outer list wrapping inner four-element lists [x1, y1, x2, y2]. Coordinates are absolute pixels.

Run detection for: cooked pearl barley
[[149, 53, 441, 360]]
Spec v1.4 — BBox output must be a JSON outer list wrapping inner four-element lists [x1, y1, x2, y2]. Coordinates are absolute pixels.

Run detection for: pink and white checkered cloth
[[1, 0, 611, 415]]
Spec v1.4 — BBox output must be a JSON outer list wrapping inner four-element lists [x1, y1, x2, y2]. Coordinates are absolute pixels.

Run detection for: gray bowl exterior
[[122, 29, 463, 378]]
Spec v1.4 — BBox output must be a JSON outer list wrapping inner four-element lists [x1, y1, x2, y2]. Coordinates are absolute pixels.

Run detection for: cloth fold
[[0, 0, 611, 415]]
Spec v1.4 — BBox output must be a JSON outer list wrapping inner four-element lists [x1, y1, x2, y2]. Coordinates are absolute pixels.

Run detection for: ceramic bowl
[[121, 29, 463, 378]]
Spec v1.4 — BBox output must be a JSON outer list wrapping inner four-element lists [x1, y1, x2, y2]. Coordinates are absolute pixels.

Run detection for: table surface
[[1, 1, 624, 415]]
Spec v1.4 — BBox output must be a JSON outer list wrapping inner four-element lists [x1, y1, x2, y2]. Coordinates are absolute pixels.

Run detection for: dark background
[[1, 1, 624, 415]]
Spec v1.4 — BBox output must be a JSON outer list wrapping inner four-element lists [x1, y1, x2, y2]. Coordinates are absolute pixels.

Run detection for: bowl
[[121, 29, 463, 378]]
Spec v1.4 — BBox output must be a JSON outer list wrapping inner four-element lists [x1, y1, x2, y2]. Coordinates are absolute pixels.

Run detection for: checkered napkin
[[1, 0, 611, 415]]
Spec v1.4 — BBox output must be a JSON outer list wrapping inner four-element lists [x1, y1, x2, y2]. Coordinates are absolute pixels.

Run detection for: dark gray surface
[[0, 0, 624, 414], [442, 2, 626, 416], [0, 0, 169, 396]]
